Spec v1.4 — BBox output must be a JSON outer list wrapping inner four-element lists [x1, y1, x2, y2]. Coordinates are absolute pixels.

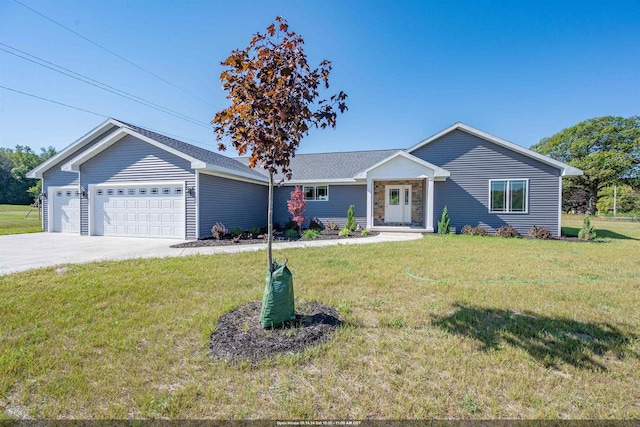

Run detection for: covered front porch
[[355, 151, 450, 232]]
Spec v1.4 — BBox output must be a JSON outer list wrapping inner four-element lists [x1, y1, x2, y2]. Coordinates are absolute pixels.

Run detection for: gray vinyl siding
[[198, 173, 268, 237], [79, 134, 196, 238], [41, 127, 117, 231], [411, 130, 561, 235], [273, 184, 367, 229]]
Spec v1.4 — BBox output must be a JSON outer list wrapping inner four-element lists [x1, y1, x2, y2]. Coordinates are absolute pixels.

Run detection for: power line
[[12, 0, 215, 108], [0, 44, 211, 129], [0, 85, 215, 149], [0, 84, 108, 118]]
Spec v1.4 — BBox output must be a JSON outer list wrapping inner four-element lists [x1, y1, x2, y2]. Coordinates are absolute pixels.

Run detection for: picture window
[[490, 179, 528, 213]]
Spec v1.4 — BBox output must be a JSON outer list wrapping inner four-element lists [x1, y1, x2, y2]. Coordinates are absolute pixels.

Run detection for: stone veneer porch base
[[373, 179, 425, 227]]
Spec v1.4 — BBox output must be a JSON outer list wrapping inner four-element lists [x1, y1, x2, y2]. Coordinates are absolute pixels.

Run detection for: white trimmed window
[[489, 179, 528, 213], [303, 185, 329, 201]]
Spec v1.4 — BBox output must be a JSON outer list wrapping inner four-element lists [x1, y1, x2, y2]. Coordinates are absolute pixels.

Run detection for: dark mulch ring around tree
[[210, 301, 343, 363], [172, 229, 378, 248]]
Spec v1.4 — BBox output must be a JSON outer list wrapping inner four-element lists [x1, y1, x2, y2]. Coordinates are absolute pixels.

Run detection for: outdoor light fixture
[[186, 187, 196, 197], [80, 187, 87, 198], [40, 192, 47, 200]]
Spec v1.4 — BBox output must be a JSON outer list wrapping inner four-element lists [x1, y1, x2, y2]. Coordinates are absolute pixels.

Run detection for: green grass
[[0, 205, 42, 235], [1, 215, 639, 419]]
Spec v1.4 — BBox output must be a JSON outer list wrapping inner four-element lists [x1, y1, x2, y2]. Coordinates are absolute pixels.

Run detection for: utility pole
[[613, 185, 617, 217]]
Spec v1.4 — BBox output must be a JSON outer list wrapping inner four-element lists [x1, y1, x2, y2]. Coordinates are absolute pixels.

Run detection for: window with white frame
[[303, 185, 329, 201], [490, 179, 528, 213]]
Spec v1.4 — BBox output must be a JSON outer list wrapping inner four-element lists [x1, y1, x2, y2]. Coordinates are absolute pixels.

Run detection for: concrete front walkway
[[0, 232, 422, 276]]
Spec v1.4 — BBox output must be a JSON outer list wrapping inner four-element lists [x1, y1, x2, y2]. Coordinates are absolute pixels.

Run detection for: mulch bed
[[210, 301, 343, 363], [172, 230, 378, 248]]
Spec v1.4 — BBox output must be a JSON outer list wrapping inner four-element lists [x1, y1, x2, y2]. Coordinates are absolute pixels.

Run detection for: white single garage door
[[50, 187, 80, 233], [93, 183, 185, 238]]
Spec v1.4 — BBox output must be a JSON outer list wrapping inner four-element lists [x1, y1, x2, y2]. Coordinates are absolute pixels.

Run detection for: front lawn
[[0, 205, 42, 236], [1, 216, 639, 419]]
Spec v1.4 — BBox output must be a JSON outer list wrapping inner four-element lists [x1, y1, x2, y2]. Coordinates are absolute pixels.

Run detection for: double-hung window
[[489, 179, 528, 213], [303, 185, 329, 201]]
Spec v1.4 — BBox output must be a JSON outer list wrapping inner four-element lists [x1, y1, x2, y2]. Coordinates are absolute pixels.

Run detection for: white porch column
[[426, 178, 434, 232], [366, 179, 373, 229]]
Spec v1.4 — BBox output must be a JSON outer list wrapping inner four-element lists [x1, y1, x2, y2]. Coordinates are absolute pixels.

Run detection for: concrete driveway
[[0, 232, 422, 276]]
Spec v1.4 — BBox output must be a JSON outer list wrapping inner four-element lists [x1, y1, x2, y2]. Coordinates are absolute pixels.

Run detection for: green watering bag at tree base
[[260, 261, 295, 328]]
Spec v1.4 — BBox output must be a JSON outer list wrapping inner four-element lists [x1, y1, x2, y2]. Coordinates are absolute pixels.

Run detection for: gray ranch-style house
[[27, 119, 582, 239]]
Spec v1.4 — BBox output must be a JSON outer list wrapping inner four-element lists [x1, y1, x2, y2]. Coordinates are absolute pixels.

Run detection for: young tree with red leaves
[[212, 17, 347, 273], [287, 186, 306, 233]]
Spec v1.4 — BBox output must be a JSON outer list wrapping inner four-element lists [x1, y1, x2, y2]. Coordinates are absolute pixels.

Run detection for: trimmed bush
[[301, 229, 319, 239], [230, 227, 244, 238], [284, 229, 299, 240], [309, 217, 323, 231], [578, 215, 597, 240], [211, 222, 228, 240], [461, 224, 488, 236], [324, 219, 339, 231], [338, 228, 350, 237], [345, 205, 357, 231], [437, 206, 451, 235], [528, 225, 551, 239], [361, 229, 371, 236], [496, 225, 518, 238]]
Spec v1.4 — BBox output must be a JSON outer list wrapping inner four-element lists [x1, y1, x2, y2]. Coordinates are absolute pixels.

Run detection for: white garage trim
[[195, 170, 200, 239], [47, 185, 81, 234], [89, 181, 187, 238]]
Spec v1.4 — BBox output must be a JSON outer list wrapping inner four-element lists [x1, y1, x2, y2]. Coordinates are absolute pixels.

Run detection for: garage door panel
[[93, 184, 184, 238], [51, 189, 80, 233]]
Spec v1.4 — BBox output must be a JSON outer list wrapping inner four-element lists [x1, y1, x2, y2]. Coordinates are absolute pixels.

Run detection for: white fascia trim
[[354, 150, 450, 179], [195, 170, 200, 239], [284, 178, 361, 185], [27, 118, 120, 178], [196, 168, 268, 186], [407, 122, 584, 177], [197, 163, 268, 183]]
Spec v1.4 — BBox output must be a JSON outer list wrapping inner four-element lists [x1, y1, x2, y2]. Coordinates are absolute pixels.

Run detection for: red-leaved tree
[[212, 17, 347, 273], [287, 186, 306, 233]]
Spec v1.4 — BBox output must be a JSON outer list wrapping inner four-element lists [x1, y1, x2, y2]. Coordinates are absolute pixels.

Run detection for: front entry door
[[385, 185, 411, 223]]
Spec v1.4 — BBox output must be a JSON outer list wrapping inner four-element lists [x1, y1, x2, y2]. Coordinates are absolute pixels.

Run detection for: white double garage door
[[49, 182, 185, 238]]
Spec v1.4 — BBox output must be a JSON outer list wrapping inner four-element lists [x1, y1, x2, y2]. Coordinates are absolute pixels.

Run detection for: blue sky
[[1, 0, 638, 155]]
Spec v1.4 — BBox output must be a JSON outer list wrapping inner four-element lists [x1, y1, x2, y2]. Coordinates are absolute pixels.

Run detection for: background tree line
[[0, 145, 56, 205], [532, 116, 640, 215]]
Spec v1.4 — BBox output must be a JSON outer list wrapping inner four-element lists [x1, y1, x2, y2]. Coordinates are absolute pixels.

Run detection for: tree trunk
[[586, 186, 598, 215], [267, 171, 274, 273]]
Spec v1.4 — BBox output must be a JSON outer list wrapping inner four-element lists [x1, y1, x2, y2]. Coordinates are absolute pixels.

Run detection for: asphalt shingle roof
[[115, 119, 402, 181], [114, 119, 267, 179], [235, 149, 401, 181]]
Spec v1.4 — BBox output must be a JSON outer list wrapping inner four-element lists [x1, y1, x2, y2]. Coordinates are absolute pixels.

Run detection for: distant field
[[0, 205, 42, 236]]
